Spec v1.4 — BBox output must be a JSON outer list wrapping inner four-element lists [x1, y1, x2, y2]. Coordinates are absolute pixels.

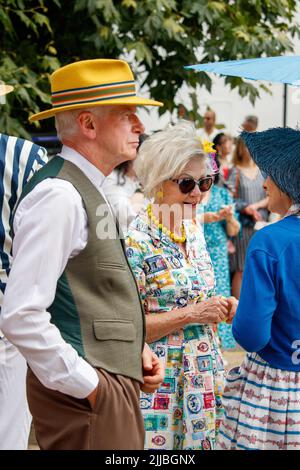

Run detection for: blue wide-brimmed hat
[[241, 127, 300, 203]]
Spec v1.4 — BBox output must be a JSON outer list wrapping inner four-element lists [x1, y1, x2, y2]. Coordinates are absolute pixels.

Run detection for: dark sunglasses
[[171, 176, 214, 194]]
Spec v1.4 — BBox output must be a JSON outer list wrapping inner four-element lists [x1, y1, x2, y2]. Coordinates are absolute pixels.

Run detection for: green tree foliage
[[0, 0, 299, 136]]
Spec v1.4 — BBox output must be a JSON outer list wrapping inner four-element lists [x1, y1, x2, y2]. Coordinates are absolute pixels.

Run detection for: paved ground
[[28, 349, 246, 449], [223, 349, 246, 369]]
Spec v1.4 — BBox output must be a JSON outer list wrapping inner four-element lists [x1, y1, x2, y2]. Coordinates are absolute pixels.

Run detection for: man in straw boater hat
[[0, 83, 48, 449], [0, 59, 164, 450]]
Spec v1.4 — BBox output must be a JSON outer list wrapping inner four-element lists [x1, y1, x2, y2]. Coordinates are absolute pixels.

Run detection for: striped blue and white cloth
[[216, 353, 300, 450], [0, 134, 47, 313]]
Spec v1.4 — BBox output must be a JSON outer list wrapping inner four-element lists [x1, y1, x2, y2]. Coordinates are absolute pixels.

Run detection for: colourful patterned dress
[[126, 211, 225, 450]]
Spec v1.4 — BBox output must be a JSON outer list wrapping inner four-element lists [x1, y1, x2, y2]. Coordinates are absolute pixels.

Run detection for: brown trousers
[[26, 367, 145, 450]]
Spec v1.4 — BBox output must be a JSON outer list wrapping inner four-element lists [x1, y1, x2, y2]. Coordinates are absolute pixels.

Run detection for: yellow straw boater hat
[[0, 83, 14, 97], [29, 59, 163, 122]]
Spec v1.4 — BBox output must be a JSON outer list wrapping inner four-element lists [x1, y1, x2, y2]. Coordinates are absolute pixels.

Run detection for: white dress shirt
[[196, 128, 220, 142], [102, 170, 141, 234], [0, 146, 113, 399]]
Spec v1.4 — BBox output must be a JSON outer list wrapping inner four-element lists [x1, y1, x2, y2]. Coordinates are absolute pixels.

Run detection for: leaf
[[33, 12, 52, 33], [127, 41, 153, 67], [207, 1, 226, 13], [233, 26, 251, 42], [74, 0, 87, 13], [163, 17, 184, 38], [99, 26, 110, 40], [121, 0, 137, 9], [0, 7, 15, 36], [41, 55, 60, 71], [48, 46, 57, 55], [14, 86, 32, 106], [14, 10, 32, 28], [94, 0, 119, 21]]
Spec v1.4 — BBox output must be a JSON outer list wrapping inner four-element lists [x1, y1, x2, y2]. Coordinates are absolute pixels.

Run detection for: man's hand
[[86, 384, 98, 409], [226, 296, 239, 324], [141, 343, 164, 393]]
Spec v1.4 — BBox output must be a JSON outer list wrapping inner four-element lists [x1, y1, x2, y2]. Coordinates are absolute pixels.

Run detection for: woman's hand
[[188, 296, 229, 324], [225, 296, 239, 324], [219, 205, 234, 220], [140, 343, 165, 393], [243, 205, 262, 221], [203, 212, 222, 223]]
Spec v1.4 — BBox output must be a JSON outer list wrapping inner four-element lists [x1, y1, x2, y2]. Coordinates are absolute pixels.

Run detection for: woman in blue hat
[[217, 127, 300, 450]]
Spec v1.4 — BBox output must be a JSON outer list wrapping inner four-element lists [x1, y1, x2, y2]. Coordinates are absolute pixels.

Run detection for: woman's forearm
[[226, 217, 240, 236], [251, 197, 269, 210], [145, 306, 193, 343], [145, 296, 229, 343]]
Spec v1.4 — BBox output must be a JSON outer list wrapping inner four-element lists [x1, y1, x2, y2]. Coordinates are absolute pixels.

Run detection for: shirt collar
[[59, 145, 106, 191], [285, 203, 300, 217]]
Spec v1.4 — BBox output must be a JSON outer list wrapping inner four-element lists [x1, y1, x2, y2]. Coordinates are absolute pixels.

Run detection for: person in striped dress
[[216, 128, 300, 450], [0, 83, 47, 449]]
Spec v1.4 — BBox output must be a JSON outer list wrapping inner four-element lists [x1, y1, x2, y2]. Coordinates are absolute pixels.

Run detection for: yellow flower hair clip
[[201, 139, 215, 154]]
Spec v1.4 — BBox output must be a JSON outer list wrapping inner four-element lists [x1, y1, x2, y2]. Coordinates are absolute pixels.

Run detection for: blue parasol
[[185, 55, 300, 126], [185, 56, 300, 86]]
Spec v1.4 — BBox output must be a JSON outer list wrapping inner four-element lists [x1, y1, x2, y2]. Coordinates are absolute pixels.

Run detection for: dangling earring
[[156, 189, 163, 201]]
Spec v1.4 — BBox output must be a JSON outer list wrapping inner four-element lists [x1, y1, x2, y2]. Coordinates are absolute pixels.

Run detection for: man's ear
[[77, 111, 97, 139]]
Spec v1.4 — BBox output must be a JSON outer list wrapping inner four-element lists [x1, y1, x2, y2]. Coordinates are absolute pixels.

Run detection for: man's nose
[[133, 115, 145, 134]]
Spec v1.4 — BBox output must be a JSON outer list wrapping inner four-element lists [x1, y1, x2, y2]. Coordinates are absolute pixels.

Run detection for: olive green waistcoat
[[16, 156, 145, 382]]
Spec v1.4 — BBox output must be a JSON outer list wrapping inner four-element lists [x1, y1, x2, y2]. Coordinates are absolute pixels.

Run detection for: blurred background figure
[[241, 115, 258, 133], [177, 104, 191, 120], [212, 133, 233, 186], [229, 138, 268, 299], [103, 134, 148, 234], [197, 108, 219, 142], [200, 167, 240, 351]]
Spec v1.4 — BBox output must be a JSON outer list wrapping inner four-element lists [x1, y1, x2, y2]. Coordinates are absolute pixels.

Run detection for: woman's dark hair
[[115, 161, 130, 186], [212, 133, 225, 185], [213, 132, 226, 149], [212, 154, 221, 185]]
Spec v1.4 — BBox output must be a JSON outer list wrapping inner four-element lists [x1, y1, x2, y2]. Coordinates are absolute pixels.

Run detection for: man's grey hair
[[55, 106, 111, 140], [134, 120, 214, 199]]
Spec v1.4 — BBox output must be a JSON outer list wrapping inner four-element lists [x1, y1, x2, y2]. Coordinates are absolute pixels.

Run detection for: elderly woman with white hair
[[126, 121, 238, 450]]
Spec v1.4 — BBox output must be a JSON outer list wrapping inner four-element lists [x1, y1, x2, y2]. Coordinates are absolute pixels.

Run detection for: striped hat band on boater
[[29, 59, 163, 121], [51, 80, 136, 108]]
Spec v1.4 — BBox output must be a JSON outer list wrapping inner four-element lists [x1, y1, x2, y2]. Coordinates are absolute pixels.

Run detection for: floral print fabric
[[201, 185, 237, 350], [126, 211, 225, 449]]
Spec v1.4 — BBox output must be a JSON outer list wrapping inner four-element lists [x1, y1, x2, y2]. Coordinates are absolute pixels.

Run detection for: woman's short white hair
[[135, 120, 214, 198], [55, 106, 111, 140]]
